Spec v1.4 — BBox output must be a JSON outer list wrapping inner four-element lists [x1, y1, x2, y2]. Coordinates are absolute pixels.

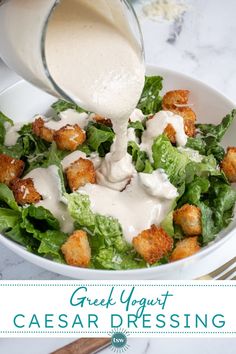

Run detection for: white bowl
[[0, 65, 235, 279]]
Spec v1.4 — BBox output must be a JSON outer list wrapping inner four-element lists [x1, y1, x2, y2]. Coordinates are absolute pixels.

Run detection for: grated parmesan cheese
[[142, 0, 187, 22]]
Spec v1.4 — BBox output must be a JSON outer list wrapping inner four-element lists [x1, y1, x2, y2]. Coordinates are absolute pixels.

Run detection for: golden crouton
[[172, 107, 196, 137], [93, 114, 112, 127], [65, 158, 96, 191], [170, 236, 200, 262], [32, 117, 55, 143], [147, 115, 177, 143], [221, 147, 236, 183], [61, 230, 91, 267], [54, 124, 86, 151], [162, 90, 196, 141], [132, 225, 173, 265], [164, 123, 177, 144], [162, 90, 190, 110], [10, 178, 42, 205], [174, 204, 202, 236], [0, 154, 25, 186]]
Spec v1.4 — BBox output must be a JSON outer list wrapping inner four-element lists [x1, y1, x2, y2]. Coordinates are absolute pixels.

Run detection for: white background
[[0, 0, 236, 353]]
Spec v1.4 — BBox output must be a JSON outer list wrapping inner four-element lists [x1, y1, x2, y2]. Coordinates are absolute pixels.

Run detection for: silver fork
[[201, 257, 236, 280]]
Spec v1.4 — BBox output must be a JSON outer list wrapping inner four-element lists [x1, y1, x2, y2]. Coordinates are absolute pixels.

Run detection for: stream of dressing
[[45, 0, 145, 190], [21, 0, 187, 243]]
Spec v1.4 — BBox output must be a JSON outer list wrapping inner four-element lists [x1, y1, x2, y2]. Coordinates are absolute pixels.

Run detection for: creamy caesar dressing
[[79, 170, 178, 243], [45, 109, 89, 130], [25, 166, 74, 233], [141, 110, 188, 159], [130, 108, 145, 122], [4, 122, 23, 146], [45, 0, 145, 190], [61, 150, 102, 170], [139, 170, 178, 199], [127, 127, 139, 143], [96, 144, 135, 191], [89, 152, 102, 170], [61, 151, 87, 170]]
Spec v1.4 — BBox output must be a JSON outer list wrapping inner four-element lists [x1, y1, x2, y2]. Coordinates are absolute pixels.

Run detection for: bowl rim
[[0, 64, 235, 277]]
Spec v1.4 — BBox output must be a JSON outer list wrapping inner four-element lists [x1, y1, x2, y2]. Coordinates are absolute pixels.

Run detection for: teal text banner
[[0, 281, 235, 338]]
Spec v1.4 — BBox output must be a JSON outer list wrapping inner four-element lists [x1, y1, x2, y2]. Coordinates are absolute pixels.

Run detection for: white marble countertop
[[0, 0, 236, 352]]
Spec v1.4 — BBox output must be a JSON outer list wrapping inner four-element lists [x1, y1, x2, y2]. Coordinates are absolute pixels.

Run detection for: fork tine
[[217, 266, 236, 280], [208, 257, 236, 278]]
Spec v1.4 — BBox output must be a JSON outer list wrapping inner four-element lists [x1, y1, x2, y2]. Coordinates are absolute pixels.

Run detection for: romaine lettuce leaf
[[5, 224, 39, 249], [128, 121, 145, 140], [128, 141, 153, 173], [152, 135, 189, 187], [197, 109, 236, 142], [185, 155, 222, 184], [51, 99, 88, 114], [0, 123, 50, 163], [160, 211, 175, 237], [66, 192, 146, 270], [137, 76, 163, 115], [178, 176, 210, 207], [209, 178, 236, 229], [0, 111, 13, 145], [0, 186, 67, 262], [20, 205, 67, 261], [198, 202, 216, 244], [0, 208, 21, 232], [0, 183, 20, 211], [37, 230, 68, 262], [86, 122, 114, 156], [187, 109, 236, 163]]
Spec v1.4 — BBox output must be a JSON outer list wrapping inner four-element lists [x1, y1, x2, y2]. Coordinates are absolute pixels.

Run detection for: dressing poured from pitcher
[[45, 0, 145, 189]]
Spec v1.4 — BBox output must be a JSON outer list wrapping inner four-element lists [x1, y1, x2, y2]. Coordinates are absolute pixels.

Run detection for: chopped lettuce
[[178, 174, 236, 244], [197, 109, 236, 141], [160, 211, 175, 237], [0, 122, 50, 164], [0, 208, 21, 233], [209, 178, 236, 230], [51, 99, 88, 114], [137, 76, 163, 115], [152, 135, 189, 188], [0, 183, 20, 211], [66, 192, 146, 270], [86, 122, 114, 157], [0, 184, 67, 262], [185, 155, 223, 184], [128, 141, 153, 173], [128, 120, 145, 139], [0, 111, 13, 145], [187, 109, 236, 163], [178, 177, 210, 207]]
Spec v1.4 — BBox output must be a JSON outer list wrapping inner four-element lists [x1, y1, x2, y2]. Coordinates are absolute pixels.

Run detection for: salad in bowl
[[0, 74, 235, 272]]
